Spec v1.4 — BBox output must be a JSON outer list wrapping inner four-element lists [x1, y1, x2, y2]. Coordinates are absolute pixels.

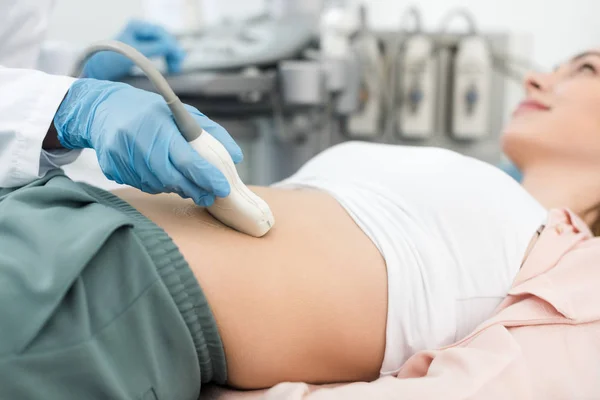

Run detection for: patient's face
[[502, 48, 600, 170]]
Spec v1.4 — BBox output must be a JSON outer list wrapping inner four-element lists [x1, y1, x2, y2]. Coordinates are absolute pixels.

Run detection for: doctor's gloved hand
[[53, 79, 244, 206], [83, 20, 186, 81]]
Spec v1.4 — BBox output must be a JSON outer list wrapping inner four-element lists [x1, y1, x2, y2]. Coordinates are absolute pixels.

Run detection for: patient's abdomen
[[113, 187, 388, 389]]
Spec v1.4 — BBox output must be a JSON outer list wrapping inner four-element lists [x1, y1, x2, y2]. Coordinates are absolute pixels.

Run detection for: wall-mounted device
[[396, 34, 437, 139], [319, 1, 360, 59], [319, 2, 362, 116], [346, 31, 385, 139], [450, 36, 493, 140]]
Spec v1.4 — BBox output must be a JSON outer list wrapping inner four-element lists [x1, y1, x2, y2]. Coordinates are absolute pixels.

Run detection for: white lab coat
[[0, 0, 120, 189]]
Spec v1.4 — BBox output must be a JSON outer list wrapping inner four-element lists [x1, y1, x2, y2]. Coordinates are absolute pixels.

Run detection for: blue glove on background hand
[[83, 20, 186, 81], [54, 79, 244, 206]]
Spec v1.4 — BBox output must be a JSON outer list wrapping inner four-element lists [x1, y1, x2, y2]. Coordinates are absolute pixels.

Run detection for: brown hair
[[590, 215, 600, 236], [585, 203, 600, 236]]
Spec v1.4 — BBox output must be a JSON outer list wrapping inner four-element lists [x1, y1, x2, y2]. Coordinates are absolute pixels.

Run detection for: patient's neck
[[522, 162, 600, 226]]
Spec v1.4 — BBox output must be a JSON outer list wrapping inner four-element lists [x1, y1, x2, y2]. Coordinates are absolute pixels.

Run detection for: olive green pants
[[0, 170, 227, 399]]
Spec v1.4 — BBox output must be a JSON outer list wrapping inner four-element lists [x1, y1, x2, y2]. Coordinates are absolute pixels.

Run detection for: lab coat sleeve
[[0, 66, 80, 187]]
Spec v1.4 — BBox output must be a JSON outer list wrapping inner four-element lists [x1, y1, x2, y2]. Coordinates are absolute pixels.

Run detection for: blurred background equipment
[[45, 0, 553, 185]]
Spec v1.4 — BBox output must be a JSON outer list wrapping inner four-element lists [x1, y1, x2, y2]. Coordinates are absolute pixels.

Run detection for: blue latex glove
[[83, 20, 186, 81], [54, 79, 244, 206]]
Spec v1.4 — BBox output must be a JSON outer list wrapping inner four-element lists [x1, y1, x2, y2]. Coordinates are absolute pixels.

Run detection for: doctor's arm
[[0, 66, 78, 188], [43, 118, 63, 150], [0, 65, 244, 207]]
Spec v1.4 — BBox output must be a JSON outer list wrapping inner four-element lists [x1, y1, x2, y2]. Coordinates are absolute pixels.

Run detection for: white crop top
[[274, 142, 547, 374]]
